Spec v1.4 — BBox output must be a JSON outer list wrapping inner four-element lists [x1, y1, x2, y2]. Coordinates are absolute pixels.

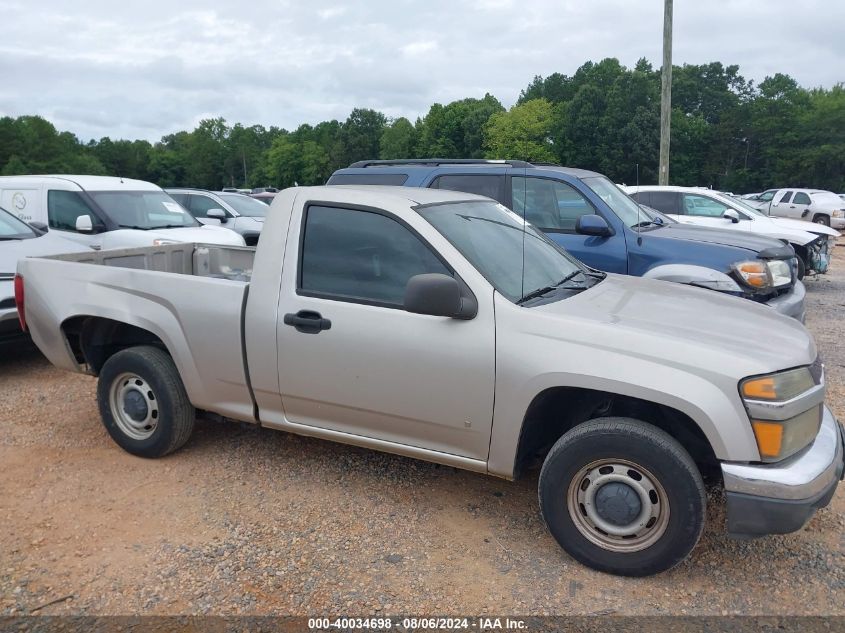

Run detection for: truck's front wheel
[[97, 346, 195, 458], [539, 417, 705, 576]]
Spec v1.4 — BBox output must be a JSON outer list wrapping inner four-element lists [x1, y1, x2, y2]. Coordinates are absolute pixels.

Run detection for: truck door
[[511, 175, 628, 273], [790, 191, 812, 219], [275, 202, 496, 461], [770, 190, 795, 218]]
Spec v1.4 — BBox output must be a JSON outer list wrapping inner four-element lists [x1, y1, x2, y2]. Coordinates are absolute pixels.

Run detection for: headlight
[[741, 367, 821, 461], [767, 259, 792, 287], [833, 210, 843, 218], [741, 367, 814, 401], [749, 406, 822, 461], [732, 259, 791, 290]]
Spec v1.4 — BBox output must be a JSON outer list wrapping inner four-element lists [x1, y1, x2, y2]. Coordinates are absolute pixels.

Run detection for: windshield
[[582, 176, 649, 228], [88, 191, 199, 230], [0, 206, 36, 239], [417, 200, 589, 303], [218, 193, 268, 217], [721, 195, 766, 217]]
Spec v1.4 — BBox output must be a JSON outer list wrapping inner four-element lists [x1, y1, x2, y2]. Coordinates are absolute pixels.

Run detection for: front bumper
[[721, 405, 844, 537], [764, 280, 805, 322]]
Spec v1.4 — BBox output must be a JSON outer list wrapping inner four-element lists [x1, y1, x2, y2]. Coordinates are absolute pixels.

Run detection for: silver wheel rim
[[567, 458, 670, 553], [109, 372, 159, 440]]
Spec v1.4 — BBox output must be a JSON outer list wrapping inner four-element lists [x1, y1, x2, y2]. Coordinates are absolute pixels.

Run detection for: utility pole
[[659, 0, 673, 185]]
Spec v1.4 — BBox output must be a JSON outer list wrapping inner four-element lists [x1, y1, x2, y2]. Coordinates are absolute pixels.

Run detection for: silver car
[[0, 206, 88, 342], [166, 189, 268, 246]]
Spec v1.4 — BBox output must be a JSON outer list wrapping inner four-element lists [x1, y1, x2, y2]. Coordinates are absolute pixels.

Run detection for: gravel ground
[[1, 242, 844, 617]]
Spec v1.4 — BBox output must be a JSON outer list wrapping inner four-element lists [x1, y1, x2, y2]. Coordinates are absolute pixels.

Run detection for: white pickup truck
[[15, 186, 844, 576]]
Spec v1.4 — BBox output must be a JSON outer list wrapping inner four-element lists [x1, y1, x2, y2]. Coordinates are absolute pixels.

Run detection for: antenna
[[635, 163, 642, 244]]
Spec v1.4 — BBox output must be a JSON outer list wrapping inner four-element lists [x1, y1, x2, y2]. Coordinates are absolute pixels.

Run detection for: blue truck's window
[[327, 173, 409, 185], [430, 174, 504, 203], [511, 177, 594, 231], [47, 190, 104, 232], [300, 205, 450, 306]]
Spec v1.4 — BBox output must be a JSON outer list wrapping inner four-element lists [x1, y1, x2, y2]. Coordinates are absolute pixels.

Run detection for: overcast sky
[[1, 0, 843, 142]]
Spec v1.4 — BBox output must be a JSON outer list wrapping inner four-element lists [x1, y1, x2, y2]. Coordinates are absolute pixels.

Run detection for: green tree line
[[1, 58, 843, 193]]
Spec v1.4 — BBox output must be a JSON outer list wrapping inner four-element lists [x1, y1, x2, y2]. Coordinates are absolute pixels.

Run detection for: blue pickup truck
[[328, 160, 805, 320]]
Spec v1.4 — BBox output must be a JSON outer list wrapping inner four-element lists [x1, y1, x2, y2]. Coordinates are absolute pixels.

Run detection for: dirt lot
[[2, 242, 844, 617]]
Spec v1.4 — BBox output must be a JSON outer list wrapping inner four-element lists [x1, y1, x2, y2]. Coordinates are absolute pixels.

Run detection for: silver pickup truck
[[15, 186, 845, 577]]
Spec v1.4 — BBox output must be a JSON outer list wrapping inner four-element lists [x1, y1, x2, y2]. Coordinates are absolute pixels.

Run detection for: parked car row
[[743, 188, 845, 230], [11, 160, 844, 579], [624, 186, 839, 279]]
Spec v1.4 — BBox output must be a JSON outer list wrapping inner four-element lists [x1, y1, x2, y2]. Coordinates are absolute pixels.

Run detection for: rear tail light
[[14, 274, 25, 331]]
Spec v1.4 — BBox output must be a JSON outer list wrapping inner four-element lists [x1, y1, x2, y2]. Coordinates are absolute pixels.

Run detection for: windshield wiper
[[517, 270, 587, 305], [149, 224, 195, 230], [118, 224, 150, 230], [630, 219, 662, 229]]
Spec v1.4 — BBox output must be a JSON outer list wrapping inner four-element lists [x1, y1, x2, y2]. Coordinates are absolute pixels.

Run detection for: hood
[[100, 225, 246, 249], [648, 222, 789, 253], [529, 274, 814, 376], [768, 216, 840, 239], [153, 225, 246, 246], [0, 232, 90, 275]]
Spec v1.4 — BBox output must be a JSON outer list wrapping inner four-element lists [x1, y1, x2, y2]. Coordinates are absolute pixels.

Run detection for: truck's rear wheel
[[97, 346, 195, 458], [538, 417, 705, 576]]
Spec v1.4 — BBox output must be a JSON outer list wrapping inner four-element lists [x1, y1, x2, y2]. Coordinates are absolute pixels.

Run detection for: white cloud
[[0, 0, 841, 141], [401, 40, 438, 56]]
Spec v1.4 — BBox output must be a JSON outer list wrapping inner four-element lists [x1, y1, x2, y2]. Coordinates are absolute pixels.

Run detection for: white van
[[0, 175, 245, 250]]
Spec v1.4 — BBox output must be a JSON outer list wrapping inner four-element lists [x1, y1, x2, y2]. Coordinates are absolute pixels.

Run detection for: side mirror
[[576, 214, 612, 237], [404, 273, 476, 319], [75, 215, 93, 233], [206, 209, 228, 223], [723, 209, 740, 223]]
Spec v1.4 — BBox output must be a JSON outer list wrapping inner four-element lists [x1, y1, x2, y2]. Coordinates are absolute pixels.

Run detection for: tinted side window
[[628, 191, 651, 206], [793, 192, 811, 205], [188, 195, 225, 218], [648, 191, 680, 214], [300, 206, 450, 306], [780, 191, 793, 203], [326, 173, 409, 185], [47, 190, 104, 232], [511, 177, 594, 231], [430, 174, 504, 203]]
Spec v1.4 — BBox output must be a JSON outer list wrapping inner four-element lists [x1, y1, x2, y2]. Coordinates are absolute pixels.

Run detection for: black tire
[[97, 345, 195, 458], [538, 417, 705, 576], [813, 214, 830, 227], [796, 255, 806, 280]]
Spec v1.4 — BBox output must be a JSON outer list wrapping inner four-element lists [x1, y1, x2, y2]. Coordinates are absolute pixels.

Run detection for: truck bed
[[46, 243, 255, 282], [19, 242, 257, 423]]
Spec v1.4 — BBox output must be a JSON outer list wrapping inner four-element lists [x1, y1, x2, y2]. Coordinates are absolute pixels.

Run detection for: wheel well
[[514, 387, 720, 482], [62, 316, 168, 375]]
